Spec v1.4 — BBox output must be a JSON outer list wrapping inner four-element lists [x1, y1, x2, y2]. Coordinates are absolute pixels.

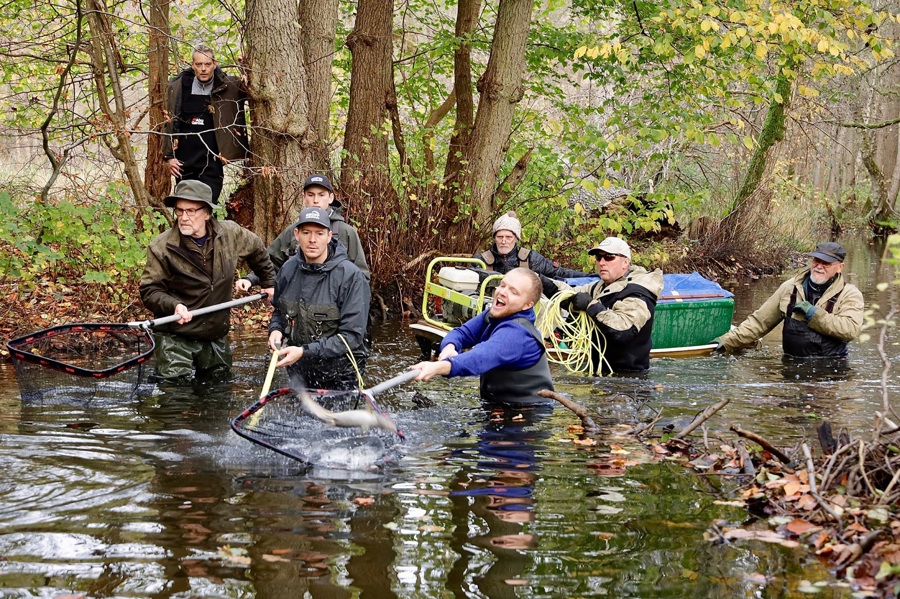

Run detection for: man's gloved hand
[[711, 337, 726, 353], [570, 292, 593, 313], [792, 300, 816, 320]]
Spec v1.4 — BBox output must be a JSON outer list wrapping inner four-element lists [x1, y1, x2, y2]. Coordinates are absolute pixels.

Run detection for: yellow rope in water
[[536, 290, 613, 376], [337, 333, 365, 389]]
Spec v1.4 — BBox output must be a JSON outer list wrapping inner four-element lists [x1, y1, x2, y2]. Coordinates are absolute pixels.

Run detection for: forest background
[[0, 0, 899, 339]]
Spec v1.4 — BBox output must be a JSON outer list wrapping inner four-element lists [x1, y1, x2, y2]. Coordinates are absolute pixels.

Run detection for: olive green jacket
[[719, 269, 864, 351], [140, 219, 276, 341]]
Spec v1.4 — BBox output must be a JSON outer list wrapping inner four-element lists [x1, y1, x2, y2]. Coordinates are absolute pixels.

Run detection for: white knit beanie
[[492, 211, 522, 240]]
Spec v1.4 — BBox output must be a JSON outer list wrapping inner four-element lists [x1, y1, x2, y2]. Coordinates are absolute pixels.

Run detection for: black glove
[[570, 292, 593, 313], [539, 274, 559, 299], [586, 302, 607, 318]]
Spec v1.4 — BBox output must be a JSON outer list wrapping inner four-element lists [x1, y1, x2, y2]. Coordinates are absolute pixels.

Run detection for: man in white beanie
[[475, 211, 590, 297], [562, 236, 663, 375]]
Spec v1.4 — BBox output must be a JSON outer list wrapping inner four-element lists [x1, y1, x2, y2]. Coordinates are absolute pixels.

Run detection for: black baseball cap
[[302, 174, 334, 193], [807, 241, 846, 263]]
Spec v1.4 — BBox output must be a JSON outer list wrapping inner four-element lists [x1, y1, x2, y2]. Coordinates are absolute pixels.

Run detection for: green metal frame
[[420, 257, 503, 331]]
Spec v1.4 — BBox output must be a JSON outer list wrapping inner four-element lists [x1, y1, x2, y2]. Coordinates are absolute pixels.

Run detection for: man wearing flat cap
[[714, 241, 864, 358], [562, 236, 664, 375], [139, 179, 276, 382], [267, 206, 371, 390]]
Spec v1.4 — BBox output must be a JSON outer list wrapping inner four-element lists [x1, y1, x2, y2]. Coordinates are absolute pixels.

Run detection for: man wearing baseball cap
[[139, 179, 276, 382], [267, 206, 371, 389], [236, 174, 369, 294], [562, 236, 663, 375], [714, 241, 864, 358]]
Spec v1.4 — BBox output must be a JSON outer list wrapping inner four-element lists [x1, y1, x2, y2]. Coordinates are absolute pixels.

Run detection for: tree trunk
[[340, 0, 399, 209], [298, 0, 338, 172], [731, 75, 792, 213], [244, 0, 314, 244], [452, 0, 534, 245], [441, 0, 482, 204], [143, 0, 171, 208]]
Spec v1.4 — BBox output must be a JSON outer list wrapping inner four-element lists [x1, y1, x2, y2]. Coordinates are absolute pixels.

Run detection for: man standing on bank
[[139, 180, 276, 382], [410, 267, 554, 404], [162, 45, 248, 203], [714, 242, 864, 358]]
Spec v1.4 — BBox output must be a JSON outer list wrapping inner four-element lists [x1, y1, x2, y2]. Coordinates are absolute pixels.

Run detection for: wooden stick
[[730, 425, 792, 464], [735, 441, 757, 476], [538, 389, 600, 433], [802, 443, 842, 524], [673, 398, 730, 440]]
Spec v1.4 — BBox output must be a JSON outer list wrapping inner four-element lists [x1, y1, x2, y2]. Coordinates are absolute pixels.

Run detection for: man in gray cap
[[562, 236, 663, 375], [139, 179, 276, 382], [236, 174, 369, 293], [267, 206, 371, 390], [714, 241, 864, 358]]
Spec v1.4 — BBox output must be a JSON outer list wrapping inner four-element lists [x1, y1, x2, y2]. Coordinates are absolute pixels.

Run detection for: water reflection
[[445, 404, 549, 597]]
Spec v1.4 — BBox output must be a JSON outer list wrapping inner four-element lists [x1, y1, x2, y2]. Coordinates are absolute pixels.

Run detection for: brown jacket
[[719, 269, 864, 351], [162, 67, 249, 161], [139, 219, 275, 341]]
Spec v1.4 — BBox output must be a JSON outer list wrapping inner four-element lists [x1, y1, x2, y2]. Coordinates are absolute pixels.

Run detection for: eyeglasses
[[174, 207, 203, 218], [595, 253, 620, 262]]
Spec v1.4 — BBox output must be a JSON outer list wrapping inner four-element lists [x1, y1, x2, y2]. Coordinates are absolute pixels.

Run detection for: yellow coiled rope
[[536, 290, 613, 376], [337, 333, 366, 389]]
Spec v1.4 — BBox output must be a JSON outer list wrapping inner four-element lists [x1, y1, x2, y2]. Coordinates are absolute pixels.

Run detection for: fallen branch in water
[[538, 389, 600, 433], [730, 425, 792, 465], [673, 398, 730, 440]]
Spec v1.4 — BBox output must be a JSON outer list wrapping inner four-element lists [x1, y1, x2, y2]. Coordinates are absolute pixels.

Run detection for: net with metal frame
[[231, 386, 405, 469], [6, 323, 155, 403]]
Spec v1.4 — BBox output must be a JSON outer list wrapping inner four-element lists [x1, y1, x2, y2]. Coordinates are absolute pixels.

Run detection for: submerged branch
[[730, 425, 792, 464]]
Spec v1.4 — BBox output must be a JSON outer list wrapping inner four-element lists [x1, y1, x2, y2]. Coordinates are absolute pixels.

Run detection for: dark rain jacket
[[569, 266, 664, 374], [162, 67, 249, 162], [719, 269, 864, 357], [268, 240, 370, 389], [476, 244, 589, 297], [139, 218, 276, 341]]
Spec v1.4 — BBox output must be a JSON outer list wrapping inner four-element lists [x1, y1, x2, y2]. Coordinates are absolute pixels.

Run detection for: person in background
[[162, 45, 248, 203], [236, 173, 369, 292], [268, 207, 370, 390], [562, 236, 663, 375], [714, 241, 864, 358], [410, 267, 554, 404], [475, 211, 591, 298], [139, 180, 275, 382]]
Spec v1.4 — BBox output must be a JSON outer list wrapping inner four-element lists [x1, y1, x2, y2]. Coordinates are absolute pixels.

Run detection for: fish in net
[[231, 387, 405, 469], [6, 323, 154, 403]]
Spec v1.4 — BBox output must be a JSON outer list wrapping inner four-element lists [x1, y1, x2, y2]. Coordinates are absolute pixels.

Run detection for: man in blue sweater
[[410, 267, 554, 404]]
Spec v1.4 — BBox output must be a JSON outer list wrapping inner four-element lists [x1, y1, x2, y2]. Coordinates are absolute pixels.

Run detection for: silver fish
[[298, 390, 398, 433]]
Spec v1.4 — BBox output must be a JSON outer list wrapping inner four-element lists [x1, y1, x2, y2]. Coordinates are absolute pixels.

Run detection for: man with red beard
[[410, 267, 554, 404], [714, 241, 864, 358]]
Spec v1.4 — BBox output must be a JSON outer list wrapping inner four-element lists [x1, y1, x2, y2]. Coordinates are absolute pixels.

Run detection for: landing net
[[6, 323, 154, 403], [231, 387, 403, 469]]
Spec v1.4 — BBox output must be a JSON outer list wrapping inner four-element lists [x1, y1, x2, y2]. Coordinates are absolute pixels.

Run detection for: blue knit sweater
[[439, 308, 544, 377]]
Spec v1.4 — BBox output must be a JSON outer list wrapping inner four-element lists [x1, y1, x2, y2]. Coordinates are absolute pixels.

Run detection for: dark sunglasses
[[594, 253, 620, 262]]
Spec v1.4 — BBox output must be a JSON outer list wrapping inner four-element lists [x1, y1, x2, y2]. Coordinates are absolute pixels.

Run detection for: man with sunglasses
[[139, 180, 276, 382], [713, 242, 863, 358], [563, 237, 663, 375]]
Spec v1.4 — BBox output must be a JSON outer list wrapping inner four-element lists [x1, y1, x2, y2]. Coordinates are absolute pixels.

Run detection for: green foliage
[[0, 186, 166, 298]]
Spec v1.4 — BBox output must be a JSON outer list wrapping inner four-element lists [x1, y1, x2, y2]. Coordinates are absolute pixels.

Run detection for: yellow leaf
[[755, 42, 767, 60], [742, 135, 755, 151], [587, 45, 600, 59], [574, 45, 587, 60], [695, 44, 706, 59], [773, 92, 783, 104], [817, 39, 829, 53]]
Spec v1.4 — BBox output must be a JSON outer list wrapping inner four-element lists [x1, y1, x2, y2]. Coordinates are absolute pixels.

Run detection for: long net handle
[[365, 370, 418, 397], [259, 344, 280, 399], [128, 293, 268, 329]]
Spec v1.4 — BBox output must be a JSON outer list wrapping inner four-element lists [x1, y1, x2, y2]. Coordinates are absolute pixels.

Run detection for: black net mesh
[[6, 324, 155, 403], [231, 388, 402, 468]]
